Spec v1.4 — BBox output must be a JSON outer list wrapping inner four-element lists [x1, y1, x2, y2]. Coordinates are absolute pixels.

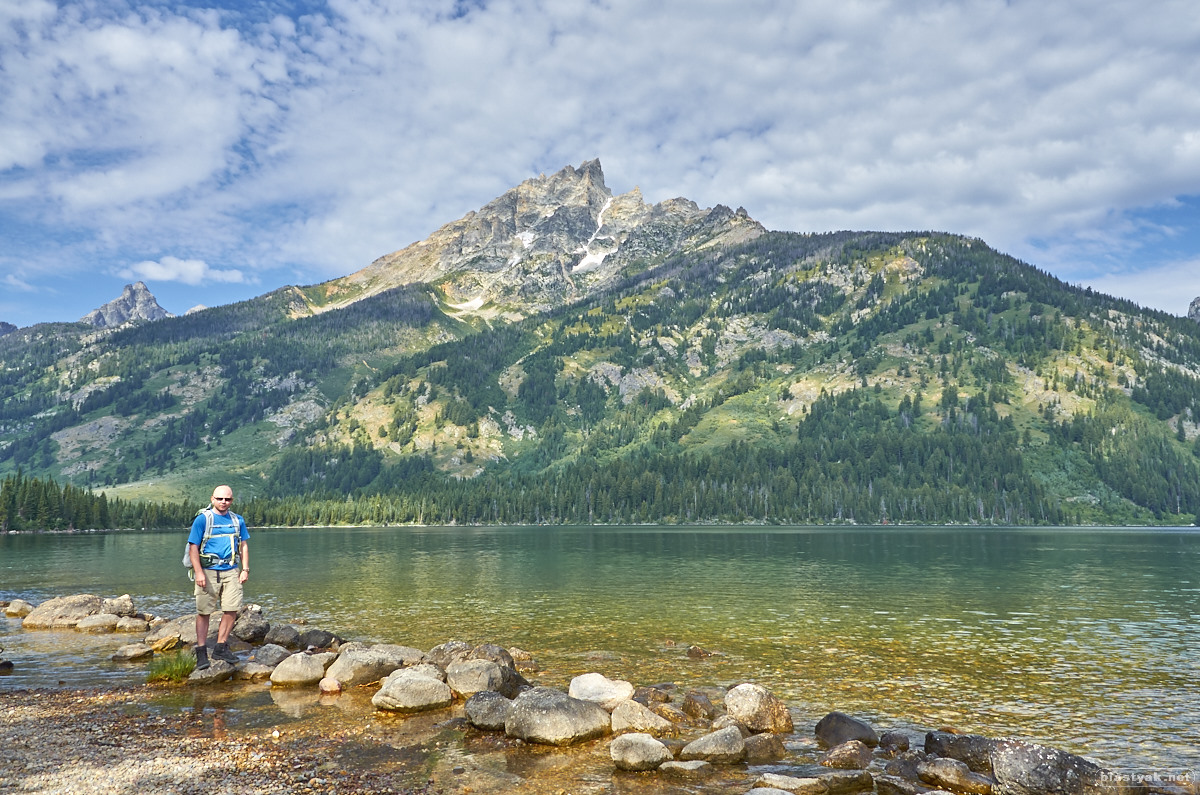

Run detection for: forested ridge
[[3, 229, 1200, 529]]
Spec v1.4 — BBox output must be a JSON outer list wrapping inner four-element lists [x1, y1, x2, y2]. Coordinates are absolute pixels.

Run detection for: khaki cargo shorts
[[194, 568, 243, 615]]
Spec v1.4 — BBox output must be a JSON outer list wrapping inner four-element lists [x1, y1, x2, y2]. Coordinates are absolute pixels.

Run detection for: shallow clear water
[[2, 525, 1198, 772]]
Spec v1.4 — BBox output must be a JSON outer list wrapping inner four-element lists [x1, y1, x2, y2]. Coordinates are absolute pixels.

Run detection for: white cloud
[[1079, 259, 1200, 318], [118, 256, 247, 286], [3, 0, 1200, 324]]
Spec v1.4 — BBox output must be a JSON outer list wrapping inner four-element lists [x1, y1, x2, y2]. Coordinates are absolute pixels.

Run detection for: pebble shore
[[0, 687, 437, 795]]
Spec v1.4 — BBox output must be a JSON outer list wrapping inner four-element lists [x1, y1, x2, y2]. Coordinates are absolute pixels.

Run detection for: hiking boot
[[194, 646, 210, 671], [212, 643, 238, 664]]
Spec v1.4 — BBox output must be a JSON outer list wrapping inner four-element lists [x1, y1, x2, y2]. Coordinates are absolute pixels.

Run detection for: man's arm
[[189, 543, 207, 588], [239, 540, 249, 584]]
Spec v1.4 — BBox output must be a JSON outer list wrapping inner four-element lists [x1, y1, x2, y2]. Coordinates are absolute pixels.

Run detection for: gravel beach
[[0, 687, 439, 795]]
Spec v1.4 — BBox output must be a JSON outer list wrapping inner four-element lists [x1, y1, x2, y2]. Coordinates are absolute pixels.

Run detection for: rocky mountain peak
[[310, 159, 765, 316], [1189, 296, 1200, 323], [80, 281, 173, 328]]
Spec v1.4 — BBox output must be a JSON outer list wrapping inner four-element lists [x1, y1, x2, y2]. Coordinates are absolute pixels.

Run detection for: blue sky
[[3, 0, 1200, 327]]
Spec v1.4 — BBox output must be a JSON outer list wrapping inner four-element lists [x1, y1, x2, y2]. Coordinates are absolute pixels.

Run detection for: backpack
[[182, 507, 240, 571]]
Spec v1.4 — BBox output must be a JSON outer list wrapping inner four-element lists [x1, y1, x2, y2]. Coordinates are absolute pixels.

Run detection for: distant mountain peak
[[80, 281, 173, 328], [1190, 296, 1200, 323], [308, 159, 765, 316]]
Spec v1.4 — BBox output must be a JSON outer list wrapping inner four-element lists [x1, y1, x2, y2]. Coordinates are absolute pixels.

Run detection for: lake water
[[2, 525, 1198, 773]]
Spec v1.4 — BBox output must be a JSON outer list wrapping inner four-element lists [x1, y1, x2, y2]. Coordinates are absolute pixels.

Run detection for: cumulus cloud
[[118, 256, 247, 286], [2, 0, 1200, 324]]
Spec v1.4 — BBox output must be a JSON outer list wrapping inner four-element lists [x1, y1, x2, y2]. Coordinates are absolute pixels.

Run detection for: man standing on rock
[[188, 485, 249, 670]]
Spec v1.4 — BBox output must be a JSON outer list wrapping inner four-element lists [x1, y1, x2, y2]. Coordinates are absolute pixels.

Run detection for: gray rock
[[818, 770, 876, 794], [189, 659, 236, 685], [711, 714, 749, 734], [115, 616, 150, 633], [611, 699, 674, 735], [815, 711, 879, 749], [744, 731, 786, 764], [446, 658, 505, 698], [75, 613, 120, 633], [504, 686, 612, 746], [232, 606, 269, 643], [264, 623, 302, 649], [326, 642, 423, 687], [926, 731, 998, 774], [884, 749, 929, 780], [235, 662, 275, 681], [100, 594, 136, 616], [250, 643, 292, 667], [822, 739, 875, 770], [111, 643, 154, 661], [879, 731, 911, 755], [679, 725, 746, 764], [372, 668, 454, 713], [681, 689, 717, 720], [920, 756, 995, 794], [4, 599, 34, 617], [465, 690, 513, 730], [745, 789, 796, 795], [468, 642, 515, 668], [1189, 296, 1200, 324], [725, 682, 794, 733], [568, 672, 635, 711], [80, 282, 172, 327], [22, 594, 103, 629], [755, 773, 829, 794], [874, 774, 930, 795], [269, 651, 337, 687], [990, 739, 1108, 795], [660, 760, 715, 779], [384, 662, 445, 684], [633, 684, 673, 704], [610, 732, 674, 771], [426, 640, 473, 668], [298, 628, 340, 650]]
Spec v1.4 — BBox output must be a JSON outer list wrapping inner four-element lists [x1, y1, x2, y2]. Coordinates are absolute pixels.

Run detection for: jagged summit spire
[[80, 281, 173, 328]]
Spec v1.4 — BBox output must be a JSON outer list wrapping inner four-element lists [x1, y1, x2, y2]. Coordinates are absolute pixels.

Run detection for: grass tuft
[[146, 650, 196, 683]]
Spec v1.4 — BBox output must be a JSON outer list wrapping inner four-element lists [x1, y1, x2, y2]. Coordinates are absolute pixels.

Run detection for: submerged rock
[[504, 686, 611, 746], [815, 710, 879, 748], [610, 732, 673, 771]]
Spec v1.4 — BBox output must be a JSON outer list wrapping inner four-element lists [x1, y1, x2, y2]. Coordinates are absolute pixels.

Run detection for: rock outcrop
[[1189, 296, 1200, 323], [79, 282, 172, 328]]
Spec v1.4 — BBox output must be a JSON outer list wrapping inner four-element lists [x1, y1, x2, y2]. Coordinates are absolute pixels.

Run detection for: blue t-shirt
[[188, 510, 249, 571]]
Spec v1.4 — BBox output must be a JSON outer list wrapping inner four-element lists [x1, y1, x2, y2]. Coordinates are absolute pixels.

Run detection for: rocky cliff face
[[0, 321, 15, 337], [80, 282, 173, 328], [1189, 296, 1200, 323], [308, 159, 765, 317]]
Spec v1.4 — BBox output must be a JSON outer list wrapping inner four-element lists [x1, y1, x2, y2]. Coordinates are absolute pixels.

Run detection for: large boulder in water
[[925, 730, 998, 774], [815, 711, 879, 748], [569, 672, 635, 712], [504, 687, 612, 746], [22, 594, 103, 629], [725, 683, 793, 734], [372, 668, 453, 713], [611, 732, 674, 771], [326, 643, 424, 687], [269, 652, 337, 687], [991, 739, 1109, 795]]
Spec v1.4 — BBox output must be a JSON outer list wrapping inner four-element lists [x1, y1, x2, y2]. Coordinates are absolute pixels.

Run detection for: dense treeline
[[0, 472, 193, 532]]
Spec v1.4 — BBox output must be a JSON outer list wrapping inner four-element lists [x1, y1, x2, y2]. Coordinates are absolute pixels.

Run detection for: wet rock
[[319, 676, 341, 694], [610, 732, 673, 771], [189, 659, 235, 685], [232, 605, 269, 643], [725, 682, 794, 733], [264, 623, 301, 649], [612, 698, 674, 736], [681, 689, 717, 720], [679, 725, 746, 764], [880, 731, 912, 755], [823, 739, 875, 769], [101, 594, 136, 617], [507, 646, 540, 672], [269, 651, 337, 687], [467, 643, 515, 668], [633, 684, 673, 704], [651, 702, 691, 724], [815, 711, 880, 748], [297, 628, 340, 650], [746, 788, 796, 795], [325, 642, 423, 687], [22, 594, 103, 629], [426, 640, 473, 668], [504, 686, 612, 746], [920, 756, 995, 794], [660, 760, 715, 779], [384, 663, 445, 684], [990, 739, 1108, 795], [569, 672, 635, 711], [75, 613, 120, 633], [744, 731, 787, 764], [754, 773, 828, 794], [111, 643, 154, 661], [926, 731, 998, 774], [235, 662, 275, 681], [874, 774, 929, 795], [251, 643, 293, 667], [818, 770, 876, 794], [115, 616, 150, 633], [465, 690, 513, 731], [4, 599, 34, 617], [372, 668, 454, 713], [885, 749, 929, 780], [447, 659, 506, 698]]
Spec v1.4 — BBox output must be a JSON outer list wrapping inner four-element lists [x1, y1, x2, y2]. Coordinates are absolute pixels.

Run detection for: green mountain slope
[[3, 174, 1200, 526]]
